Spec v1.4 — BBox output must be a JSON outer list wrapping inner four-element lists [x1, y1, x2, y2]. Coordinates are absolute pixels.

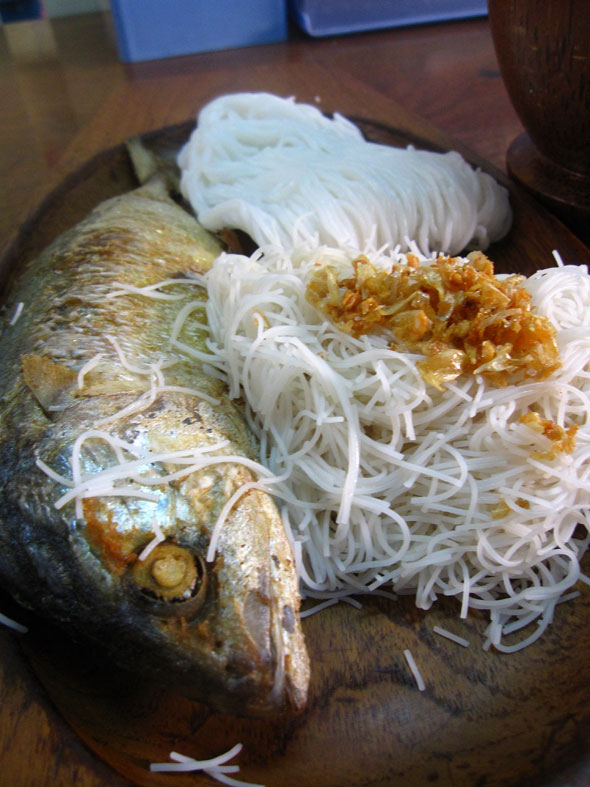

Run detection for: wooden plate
[[1, 119, 590, 787]]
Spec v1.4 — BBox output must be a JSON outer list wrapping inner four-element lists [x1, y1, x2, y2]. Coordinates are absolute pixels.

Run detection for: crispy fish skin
[[0, 178, 309, 716]]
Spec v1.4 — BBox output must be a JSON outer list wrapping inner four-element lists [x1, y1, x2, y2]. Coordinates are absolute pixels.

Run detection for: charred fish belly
[[0, 176, 309, 717]]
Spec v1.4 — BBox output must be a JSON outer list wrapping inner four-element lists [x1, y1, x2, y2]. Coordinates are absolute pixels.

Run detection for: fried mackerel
[[0, 175, 309, 717]]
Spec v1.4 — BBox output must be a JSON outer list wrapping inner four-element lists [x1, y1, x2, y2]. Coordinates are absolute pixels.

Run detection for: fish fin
[[21, 354, 77, 415]]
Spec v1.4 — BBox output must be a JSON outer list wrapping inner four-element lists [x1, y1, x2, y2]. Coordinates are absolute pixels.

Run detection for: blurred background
[[1, 1, 488, 62], [0, 0, 106, 23]]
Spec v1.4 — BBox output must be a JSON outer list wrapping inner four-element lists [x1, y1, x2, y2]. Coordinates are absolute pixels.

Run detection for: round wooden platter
[[1, 119, 590, 787]]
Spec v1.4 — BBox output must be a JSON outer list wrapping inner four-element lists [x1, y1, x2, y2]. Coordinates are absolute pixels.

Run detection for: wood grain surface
[[1, 14, 589, 787], [1, 106, 590, 787]]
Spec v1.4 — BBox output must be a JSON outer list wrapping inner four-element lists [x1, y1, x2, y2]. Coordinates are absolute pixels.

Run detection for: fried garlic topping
[[306, 252, 560, 389]]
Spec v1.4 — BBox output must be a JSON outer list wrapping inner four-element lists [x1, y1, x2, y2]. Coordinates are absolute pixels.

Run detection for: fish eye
[[130, 543, 208, 619]]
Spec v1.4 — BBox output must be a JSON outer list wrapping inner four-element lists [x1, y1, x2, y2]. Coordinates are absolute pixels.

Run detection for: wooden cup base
[[506, 133, 590, 246]]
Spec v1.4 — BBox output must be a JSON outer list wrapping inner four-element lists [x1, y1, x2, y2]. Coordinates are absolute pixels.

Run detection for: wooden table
[[1, 11, 588, 787]]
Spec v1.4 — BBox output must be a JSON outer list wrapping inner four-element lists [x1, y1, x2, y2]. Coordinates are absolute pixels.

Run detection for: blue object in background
[[288, 0, 488, 37], [0, 0, 45, 23], [110, 0, 288, 63]]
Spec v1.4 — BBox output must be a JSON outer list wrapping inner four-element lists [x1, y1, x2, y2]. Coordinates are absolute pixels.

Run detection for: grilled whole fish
[[0, 174, 309, 716]]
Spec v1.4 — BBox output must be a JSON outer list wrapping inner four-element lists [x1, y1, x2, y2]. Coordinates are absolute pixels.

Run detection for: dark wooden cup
[[488, 0, 589, 243]]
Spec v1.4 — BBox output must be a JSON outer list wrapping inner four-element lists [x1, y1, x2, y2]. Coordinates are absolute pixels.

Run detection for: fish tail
[[126, 136, 181, 196]]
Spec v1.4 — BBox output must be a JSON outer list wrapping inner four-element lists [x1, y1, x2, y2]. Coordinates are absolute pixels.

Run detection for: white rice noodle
[[8, 301, 24, 326], [178, 92, 512, 256], [150, 743, 265, 787], [137, 517, 166, 561], [40, 432, 274, 525], [432, 625, 470, 648], [92, 381, 221, 429], [206, 479, 274, 562], [77, 353, 105, 389], [203, 241, 590, 652], [404, 648, 426, 691], [0, 611, 28, 634], [80, 304, 220, 429], [106, 277, 204, 300], [300, 598, 339, 618]]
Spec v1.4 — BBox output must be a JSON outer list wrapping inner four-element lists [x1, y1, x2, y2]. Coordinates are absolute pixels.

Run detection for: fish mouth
[[199, 486, 310, 717], [209, 551, 310, 717], [240, 583, 307, 716]]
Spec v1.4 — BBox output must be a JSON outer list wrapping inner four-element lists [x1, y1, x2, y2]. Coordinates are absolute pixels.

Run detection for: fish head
[[118, 483, 310, 718], [26, 392, 310, 718]]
